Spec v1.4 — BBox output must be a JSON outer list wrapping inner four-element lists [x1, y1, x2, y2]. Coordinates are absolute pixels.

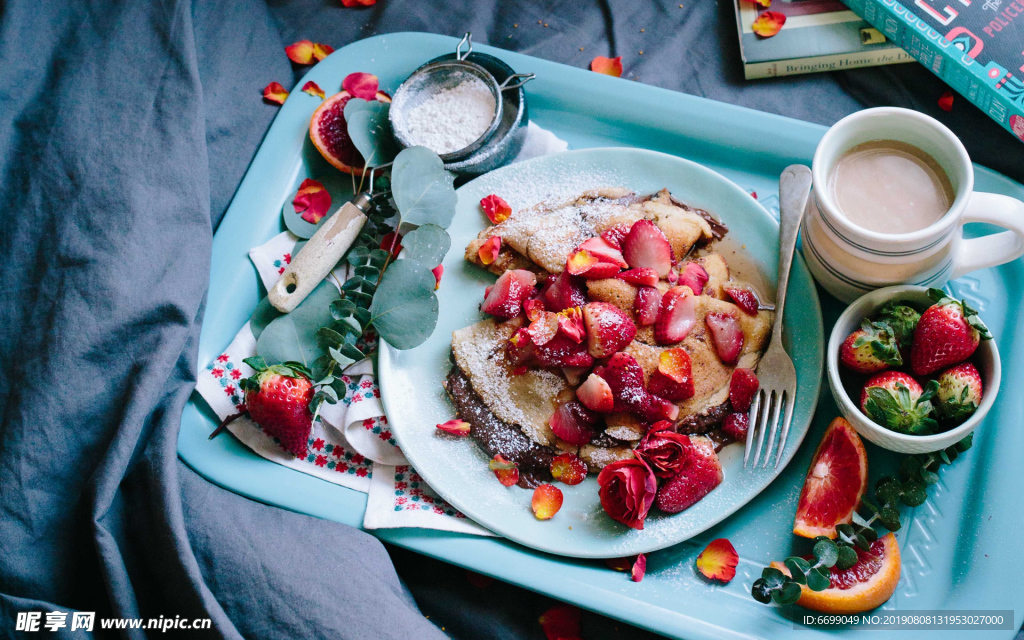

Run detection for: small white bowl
[[827, 285, 1001, 454]]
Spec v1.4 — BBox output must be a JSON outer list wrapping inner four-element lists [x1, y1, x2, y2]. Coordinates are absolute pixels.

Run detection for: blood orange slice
[[771, 532, 901, 614], [793, 417, 868, 539], [309, 89, 391, 176]]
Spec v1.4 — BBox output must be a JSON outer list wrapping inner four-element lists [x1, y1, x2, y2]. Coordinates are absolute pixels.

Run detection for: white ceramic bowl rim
[[827, 284, 1001, 447]]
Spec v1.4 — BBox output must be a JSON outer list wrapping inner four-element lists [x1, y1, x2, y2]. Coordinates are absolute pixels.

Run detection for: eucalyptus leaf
[[329, 346, 354, 369], [836, 545, 859, 570], [347, 101, 398, 169], [813, 539, 839, 567], [369, 258, 439, 349], [900, 479, 927, 507], [331, 298, 357, 321], [401, 223, 451, 267], [317, 326, 346, 349], [250, 296, 282, 341], [784, 558, 810, 585], [760, 567, 787, 589], [775, 582, 803, 605], [391, 146, 457, 228], [751, 579, 773, 604], [878, 505, 902, 531], [347, 245, 371, 267], [805, 569, 831, 592], [256, 280, 338, 367], [343, 97, 371, 121]]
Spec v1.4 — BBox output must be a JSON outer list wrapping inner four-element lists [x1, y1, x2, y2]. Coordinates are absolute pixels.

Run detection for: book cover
[[735, 0, 914, 78], [843, 0, 1024, 141]]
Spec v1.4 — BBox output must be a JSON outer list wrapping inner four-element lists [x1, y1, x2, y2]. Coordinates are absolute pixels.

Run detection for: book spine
[[744, 48, 915, 80], [845, 0, 1024, 141]]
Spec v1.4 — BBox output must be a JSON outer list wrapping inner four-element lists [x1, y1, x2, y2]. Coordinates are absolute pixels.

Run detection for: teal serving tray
[[178, 32, 1024, 640]]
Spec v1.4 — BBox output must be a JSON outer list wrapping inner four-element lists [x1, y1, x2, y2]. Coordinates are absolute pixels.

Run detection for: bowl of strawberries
[[827, 285, 1000, 454]]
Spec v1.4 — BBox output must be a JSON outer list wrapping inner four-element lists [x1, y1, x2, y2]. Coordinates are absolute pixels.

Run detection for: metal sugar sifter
[[389, 33, 534, 165]]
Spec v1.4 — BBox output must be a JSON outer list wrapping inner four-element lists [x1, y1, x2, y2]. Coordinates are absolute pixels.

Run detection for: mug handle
[[951, 192, 1024, 280]]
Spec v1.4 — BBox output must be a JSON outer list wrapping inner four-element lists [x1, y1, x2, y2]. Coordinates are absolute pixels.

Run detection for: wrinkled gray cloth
[[0, 1, 1020, 639]]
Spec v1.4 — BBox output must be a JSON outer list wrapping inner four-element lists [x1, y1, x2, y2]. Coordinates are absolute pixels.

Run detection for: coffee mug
[[801, 107, 1024, 303]]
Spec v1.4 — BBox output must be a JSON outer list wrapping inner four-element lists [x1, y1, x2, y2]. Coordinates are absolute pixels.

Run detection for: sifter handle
[[268, 193, 370, 313]]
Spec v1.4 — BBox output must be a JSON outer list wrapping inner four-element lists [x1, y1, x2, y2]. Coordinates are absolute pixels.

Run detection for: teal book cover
[[843, 0, 1024, 141], [735, 0, 913, 78]]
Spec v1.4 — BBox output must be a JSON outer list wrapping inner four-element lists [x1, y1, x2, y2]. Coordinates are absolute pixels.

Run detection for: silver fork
[[744, 165, 813, 469]]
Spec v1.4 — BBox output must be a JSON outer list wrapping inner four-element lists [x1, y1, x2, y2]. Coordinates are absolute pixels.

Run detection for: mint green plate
[[378, 147, 824, 558], [179, 32, 1024, 639]]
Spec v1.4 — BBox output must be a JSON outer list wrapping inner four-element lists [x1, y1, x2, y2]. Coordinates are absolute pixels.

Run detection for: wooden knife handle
[[268, 193, 371, 313]]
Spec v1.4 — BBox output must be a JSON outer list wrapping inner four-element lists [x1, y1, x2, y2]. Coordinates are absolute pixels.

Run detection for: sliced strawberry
[[481, 269, 536, 319], [594, 352, 670, 421], [549, 401, 598, 445], [722, 413, 749, 441], [654, 436, 723, 513], [729, 368, 759, 412], [581, 261, 622, 279], [622, 220, 674, 277], [616, 268, 659, 287], [543, 270, 587, 312], [600, 222, 634, 250], [578, 236, 628, 267], [678, 262, 709, 295], [583, 302, 637, 358], [648, 347, 694, 401], [723, 285, 761, 316], [577, 373, 615, 412], [634, 286, 663, 326], [654, 286, 697, 345], [706, 311, 744, 365], [527, 311, 559, 346], [533, 333, 595, 368]]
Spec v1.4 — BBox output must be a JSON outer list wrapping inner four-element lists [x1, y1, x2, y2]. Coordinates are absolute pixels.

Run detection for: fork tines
[[744, 387, 795, 469]]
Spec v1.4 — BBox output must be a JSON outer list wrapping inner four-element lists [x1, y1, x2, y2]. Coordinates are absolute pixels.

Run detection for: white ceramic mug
[[801, 107, 1024, 303]]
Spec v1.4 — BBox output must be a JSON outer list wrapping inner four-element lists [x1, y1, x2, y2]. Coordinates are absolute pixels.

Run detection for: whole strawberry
[[860, 371, 939, 435], [875, 301, 921, 353], [241, 358, 315, 458], [839, 319, 902, 374], [934, 362, 983, 423], [911, 289, 991, 376]]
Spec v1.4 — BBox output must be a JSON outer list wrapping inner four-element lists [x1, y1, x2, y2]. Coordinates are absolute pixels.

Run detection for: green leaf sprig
[[751, 434, 973, 606]]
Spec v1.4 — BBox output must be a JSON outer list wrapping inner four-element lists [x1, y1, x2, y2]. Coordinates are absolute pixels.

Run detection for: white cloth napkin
[[195, 123, 567, 535]]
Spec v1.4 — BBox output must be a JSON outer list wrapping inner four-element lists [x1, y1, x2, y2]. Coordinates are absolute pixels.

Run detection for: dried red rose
[[633, 424, 693, 479], [596, 458, 657, 530]]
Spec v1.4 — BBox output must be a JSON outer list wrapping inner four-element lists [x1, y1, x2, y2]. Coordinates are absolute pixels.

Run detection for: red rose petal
[[312, 42, 335, 62], [285, 40, 315, 65], [432, 264, 444, 290], [480, 194, 512, 224], [531, 484, 564, 520], [489, 454, 519, 487], [262, 82, 289, 105], [751, 11, 786, 37], [631, 553, 647, 582], [539, 604, 581, 640], [435, 418, 470, 436], [478, 236, 502, 265], [341, 0, 378, 6], [292, 178, 331, 224], [550, 452, 587, 485], [938, 90, 954, 112], [754, 0, 771, 7], [342, 72, 380, 100], [590, 55, 623, 77], [301, 81, 325, 99], [695, 538, 739, 583]]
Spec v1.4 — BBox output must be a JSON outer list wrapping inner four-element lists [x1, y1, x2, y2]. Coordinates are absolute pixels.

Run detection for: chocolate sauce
[[444, 367, 554, 488]]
